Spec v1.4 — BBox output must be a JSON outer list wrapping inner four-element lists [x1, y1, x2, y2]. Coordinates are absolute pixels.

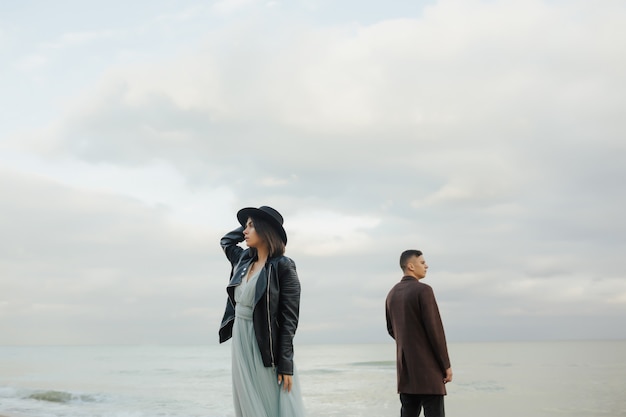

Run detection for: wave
[[300, 368, 344, 375], [24, 389, 101, 403], [349, 360, 395, 368], [299, 360, 395, 375]]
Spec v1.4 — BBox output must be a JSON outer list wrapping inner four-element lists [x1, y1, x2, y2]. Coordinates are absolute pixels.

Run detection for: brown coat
[[386, 276, 451, 395]]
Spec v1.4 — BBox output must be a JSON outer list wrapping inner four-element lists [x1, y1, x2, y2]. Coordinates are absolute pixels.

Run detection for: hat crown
[[257, 206, 283, 225], [236, 205, 287, 244]]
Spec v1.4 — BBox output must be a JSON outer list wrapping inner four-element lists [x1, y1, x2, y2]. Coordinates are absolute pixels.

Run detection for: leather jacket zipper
[[267, 263, 275, 368]]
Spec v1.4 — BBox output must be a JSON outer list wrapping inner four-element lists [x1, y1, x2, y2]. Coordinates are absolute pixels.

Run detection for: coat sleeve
[[276, 256, 301, 375], [419, 285, 451, 371], [385, 295, 395, 340]]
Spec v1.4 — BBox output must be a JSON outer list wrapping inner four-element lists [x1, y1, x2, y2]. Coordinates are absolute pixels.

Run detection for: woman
[[219, 205, 305, 417]]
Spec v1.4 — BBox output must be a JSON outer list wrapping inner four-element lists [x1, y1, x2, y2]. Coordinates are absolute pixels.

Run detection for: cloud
[[2, 0, 626, 344], [14, 54, 48, 71], [0, 167, 228, 344], [23, 0, 622, 170], [288, 210, 381, 256], [41, 29, 122, 50], [213, 0, 261, 15]]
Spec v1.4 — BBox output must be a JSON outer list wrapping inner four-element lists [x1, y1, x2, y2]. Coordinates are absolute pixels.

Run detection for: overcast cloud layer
[[1, 0, 625, 345]]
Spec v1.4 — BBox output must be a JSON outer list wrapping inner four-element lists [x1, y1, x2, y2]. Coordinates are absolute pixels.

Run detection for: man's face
[[408, 255, 428, 279]]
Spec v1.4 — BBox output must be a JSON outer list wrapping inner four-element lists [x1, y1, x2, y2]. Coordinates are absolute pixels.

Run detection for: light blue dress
[[232, 269, 305, 417]]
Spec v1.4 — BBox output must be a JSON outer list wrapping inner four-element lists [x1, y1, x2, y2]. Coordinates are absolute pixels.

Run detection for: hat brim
[[237, 207, 287, 244]]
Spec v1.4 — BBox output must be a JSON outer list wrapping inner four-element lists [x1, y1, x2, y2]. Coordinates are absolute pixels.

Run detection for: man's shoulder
[[393, 277, 434, 292], [388, 277, 420, 293], [386, 280, 404, 298], [401, 276, 430, 286]]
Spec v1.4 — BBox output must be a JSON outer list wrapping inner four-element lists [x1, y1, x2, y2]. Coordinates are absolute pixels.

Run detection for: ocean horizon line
[[1, 337, 625, 348]]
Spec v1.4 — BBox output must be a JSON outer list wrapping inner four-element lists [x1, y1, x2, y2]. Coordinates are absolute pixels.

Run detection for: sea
[[1, 340, 625, 417]]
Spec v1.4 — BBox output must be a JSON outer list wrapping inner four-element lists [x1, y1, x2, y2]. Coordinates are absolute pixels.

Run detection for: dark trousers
[[400, 393, 445, 417]]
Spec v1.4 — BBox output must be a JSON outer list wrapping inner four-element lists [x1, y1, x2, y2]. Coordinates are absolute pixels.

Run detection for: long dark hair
[[249, 215, 286, 258]]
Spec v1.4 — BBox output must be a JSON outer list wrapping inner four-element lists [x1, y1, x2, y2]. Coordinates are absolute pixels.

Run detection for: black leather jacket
[[219, 226, 301, 375]]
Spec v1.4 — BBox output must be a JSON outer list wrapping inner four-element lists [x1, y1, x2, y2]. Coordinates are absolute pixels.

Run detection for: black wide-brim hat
[[237, 205, 287, 244]]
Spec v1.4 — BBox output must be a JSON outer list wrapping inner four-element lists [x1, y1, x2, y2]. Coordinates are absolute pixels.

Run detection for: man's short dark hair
[[400, 249, 423, 272]]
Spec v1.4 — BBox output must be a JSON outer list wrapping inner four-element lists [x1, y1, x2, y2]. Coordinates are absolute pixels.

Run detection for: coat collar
[[401, 275, 420, 282]]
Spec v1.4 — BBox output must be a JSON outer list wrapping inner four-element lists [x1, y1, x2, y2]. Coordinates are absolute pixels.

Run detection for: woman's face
[[243, 217, 264, 248]]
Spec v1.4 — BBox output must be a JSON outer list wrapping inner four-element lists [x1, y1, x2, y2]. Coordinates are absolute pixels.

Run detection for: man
[[386, 249, 453, 417]]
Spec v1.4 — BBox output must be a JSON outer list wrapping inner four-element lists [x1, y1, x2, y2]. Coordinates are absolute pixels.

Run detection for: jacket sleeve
[[218, 226, 245, 344], [276, 256, 301, 375], [220, 226, 245, 269]]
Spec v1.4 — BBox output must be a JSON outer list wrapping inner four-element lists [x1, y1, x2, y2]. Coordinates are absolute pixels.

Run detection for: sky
[[1, 0, 625, 346]]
